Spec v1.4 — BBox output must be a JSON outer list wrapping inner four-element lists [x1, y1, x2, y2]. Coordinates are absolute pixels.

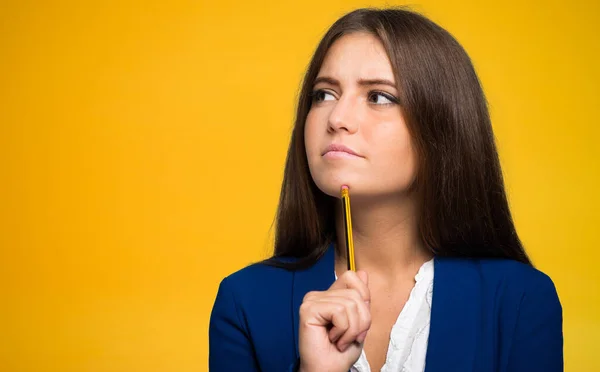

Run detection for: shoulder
[[209, 259, 302, 369], [438, 256, 558, 296], [220, 259, 295, 294], [451, 259, 563, 370], [213, 258, 298, 314], [436, 257, 561, 322], [477, 258, 558, 298]]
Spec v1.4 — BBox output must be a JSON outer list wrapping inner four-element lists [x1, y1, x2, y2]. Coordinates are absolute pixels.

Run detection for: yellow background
[[1, 0, 598, 371]]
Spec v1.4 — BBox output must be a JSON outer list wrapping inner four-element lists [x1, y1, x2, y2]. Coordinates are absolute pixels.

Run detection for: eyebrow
[[313, 76, 397, 89]]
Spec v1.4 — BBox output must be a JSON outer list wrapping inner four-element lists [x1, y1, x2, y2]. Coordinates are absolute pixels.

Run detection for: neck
[[335, 193, 432, 280]]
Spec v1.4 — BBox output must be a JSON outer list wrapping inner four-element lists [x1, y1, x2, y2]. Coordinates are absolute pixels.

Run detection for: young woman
[[209, 7, 563, 372]]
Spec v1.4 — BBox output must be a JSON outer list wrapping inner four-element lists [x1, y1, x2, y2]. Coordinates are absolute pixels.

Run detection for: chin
[[313, 176, 409, 200], [313, 177, 361, 198]]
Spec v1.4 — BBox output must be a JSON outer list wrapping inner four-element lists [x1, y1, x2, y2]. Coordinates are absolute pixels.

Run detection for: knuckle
[[349, 289, 362, 301], [303, 291, 317, 302], [359, 289, 370, 302], [333, 303, 345, 314], [347, 270, 359, 279], [299, 302, 311, 317], [364, 314, 372, 328], [340, 271, 356, 282], [347, 322, 359, 336]]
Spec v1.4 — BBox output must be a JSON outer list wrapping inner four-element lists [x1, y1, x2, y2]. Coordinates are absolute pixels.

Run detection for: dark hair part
[[264, 7, 531, 269]]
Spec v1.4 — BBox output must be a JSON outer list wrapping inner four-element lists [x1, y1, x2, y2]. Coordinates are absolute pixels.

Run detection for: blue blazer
[[209, 245, 563, 371]]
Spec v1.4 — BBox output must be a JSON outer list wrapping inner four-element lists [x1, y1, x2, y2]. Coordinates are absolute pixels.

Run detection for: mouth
[[322, 144, 363, 158]]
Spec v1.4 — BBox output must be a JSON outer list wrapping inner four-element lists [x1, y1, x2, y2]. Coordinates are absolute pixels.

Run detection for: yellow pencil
[[341, 185, 356, 271]]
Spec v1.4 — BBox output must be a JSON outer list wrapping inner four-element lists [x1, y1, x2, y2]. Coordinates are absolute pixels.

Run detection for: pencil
[[341, 185, 356, 271]]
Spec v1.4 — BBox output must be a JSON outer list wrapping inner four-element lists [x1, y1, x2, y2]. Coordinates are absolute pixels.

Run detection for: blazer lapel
[[425, 258, 481, 372], [292, 243, 336, 359]]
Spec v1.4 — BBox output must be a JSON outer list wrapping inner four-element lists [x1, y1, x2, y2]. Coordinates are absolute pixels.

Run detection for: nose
[[327, 94, 359, 134]]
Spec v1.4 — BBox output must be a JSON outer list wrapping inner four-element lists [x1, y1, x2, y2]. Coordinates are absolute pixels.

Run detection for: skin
[[300, 32, 433, 372]]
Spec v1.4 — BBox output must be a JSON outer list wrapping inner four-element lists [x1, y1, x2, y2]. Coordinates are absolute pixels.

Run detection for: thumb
[[356, 270, 368, 286]]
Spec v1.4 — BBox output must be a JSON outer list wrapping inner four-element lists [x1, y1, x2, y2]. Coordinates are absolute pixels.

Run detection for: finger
[[319, 290, 371, 329], [315, 298, 358, 344], [304, 289, 367, 309], [330, 271, 371, 303], [302, 291, 319, 303], [336, 302, 361, 352], [300, 300, 349, 332], [317, 298, 361, 351], [357, 330, 368, 344], [321, 289, 365, 304], [356, 270, 368, 286]]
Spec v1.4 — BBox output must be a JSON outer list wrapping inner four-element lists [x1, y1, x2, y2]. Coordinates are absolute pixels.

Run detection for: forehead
[[318, 32, 395, 81]]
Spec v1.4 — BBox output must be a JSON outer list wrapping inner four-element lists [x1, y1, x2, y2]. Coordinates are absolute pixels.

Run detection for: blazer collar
[[424, 257, 480, 372], [291, 245, 480, 372]]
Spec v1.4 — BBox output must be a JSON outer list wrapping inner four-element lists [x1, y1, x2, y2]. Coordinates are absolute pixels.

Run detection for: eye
[[368, 91, 399, 105], [311, 89, 336, 103]]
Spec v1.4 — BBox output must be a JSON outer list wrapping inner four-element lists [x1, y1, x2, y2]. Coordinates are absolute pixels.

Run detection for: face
[[304, 32, 417, 199]]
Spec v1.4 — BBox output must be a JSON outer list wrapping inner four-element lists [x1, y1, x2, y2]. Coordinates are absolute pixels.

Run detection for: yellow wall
[[1, 1, 598, 371]]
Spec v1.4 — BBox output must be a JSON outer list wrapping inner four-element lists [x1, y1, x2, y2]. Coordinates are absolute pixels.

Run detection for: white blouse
[[335, 258, 434, 372]]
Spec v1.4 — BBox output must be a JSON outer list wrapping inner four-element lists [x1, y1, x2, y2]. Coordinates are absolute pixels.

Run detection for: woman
[[209, 7, 563, 372]]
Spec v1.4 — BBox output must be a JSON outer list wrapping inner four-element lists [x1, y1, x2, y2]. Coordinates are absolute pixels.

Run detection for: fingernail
[[357, 331, 367, 343]]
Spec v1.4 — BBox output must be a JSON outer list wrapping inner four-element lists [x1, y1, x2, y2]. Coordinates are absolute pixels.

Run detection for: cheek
[[304, 110, 323, 157], [370, 121, 417, 181]]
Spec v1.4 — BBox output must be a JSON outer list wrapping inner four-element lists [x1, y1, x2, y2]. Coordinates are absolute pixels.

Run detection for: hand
[[297, 270, 371, 372]]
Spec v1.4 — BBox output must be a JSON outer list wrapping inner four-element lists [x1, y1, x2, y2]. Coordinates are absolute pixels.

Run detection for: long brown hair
[[264, 7, 531, 269]]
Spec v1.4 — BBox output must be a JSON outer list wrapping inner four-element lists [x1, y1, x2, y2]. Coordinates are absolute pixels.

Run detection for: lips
[[322, 143, 362, 157]]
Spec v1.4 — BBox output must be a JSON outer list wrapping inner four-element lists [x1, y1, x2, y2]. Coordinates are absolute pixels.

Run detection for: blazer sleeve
[[210, 276, 300, 372], [209, 277, 261, 371], [506, 272, 564, 372]]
